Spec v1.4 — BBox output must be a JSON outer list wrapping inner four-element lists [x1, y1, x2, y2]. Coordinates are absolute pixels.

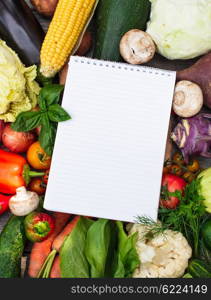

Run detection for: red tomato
[[160, 174, 187, 209]]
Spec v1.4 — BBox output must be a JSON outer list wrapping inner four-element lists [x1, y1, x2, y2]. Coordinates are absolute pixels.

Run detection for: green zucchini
[[0, 216, 26, 278], [94, 0, 151, 61], [201, 219, 211, 251], [188, 259, 211, 278]]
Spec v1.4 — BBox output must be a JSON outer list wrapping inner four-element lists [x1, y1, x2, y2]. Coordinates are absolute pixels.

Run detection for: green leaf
[[114, 221, 140, 278], [39, 114, 56, 156], [38, 84, 64, 110], [48, 104, 71, 122], [11, 111, 42, 132], [60, 217, 94, 278], [85, 219, 112, 278], [113, 254, 125, 278]]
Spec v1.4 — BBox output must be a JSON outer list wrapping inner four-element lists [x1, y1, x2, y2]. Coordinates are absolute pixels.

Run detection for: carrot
[[52, 215, 80, 252], [50, 255, 61, 278], [28, 212, 70, 278]]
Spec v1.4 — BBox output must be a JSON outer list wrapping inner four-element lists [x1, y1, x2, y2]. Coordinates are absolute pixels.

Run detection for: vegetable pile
[[0, 0, 211, 279]]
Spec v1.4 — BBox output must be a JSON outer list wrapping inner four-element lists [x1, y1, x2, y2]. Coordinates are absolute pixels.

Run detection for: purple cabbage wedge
[[171, 113, 211, 162]]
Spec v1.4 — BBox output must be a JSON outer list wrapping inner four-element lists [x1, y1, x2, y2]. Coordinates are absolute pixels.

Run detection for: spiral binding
[[72, 56, 174, 77]]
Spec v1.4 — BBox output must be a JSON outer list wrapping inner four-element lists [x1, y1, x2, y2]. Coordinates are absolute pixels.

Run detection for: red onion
[[0, 120, 5, 142], [2, 124, 36, 153]]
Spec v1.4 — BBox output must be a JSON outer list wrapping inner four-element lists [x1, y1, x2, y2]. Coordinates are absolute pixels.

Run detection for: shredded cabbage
[[146, 0, 211, 60]]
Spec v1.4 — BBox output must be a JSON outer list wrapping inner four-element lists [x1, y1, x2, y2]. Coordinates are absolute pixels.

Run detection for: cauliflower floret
[[128, 224, 192, 278]]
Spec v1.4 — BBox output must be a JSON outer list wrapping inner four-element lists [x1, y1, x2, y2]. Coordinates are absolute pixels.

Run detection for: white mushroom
[[119, 29, 156, 65], [173, 80, 203, 117], [9, 186, 39, 216]]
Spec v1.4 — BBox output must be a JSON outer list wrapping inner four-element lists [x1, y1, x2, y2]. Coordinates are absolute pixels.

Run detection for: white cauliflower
[[128, 223, 192, 278]]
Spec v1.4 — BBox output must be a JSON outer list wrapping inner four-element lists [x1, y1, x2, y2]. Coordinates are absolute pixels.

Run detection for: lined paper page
[[44, 56, 176, 223]]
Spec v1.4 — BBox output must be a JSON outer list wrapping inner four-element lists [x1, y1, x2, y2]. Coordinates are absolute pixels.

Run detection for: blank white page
[[44, 56, 176, 223]]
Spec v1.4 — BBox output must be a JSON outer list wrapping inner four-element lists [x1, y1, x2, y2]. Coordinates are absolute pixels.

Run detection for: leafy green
[[11, 111, 42, 132], [159, 179, 206, 257], [38, 84, 64, 107], [48, 104, 71, 122], [85, 219, 112, 278], [114, 221, 139, 278], [60, 218, 140, 278], [60, 217, 94, 278], [12, 84, 71, 156]]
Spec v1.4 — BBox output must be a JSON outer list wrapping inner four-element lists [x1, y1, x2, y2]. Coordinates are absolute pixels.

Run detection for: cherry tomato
[[187, 159, 200, 173], [29, 178, 46, 195], [182, 171, 196, 183], [27, 141, 51, 170], [173, 152, 185, 165], [42, 169, 50, 185], [163, 165, 171, 174], [169, 164, 183, 176]]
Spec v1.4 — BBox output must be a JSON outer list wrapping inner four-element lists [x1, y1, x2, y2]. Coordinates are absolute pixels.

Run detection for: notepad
[[44, 56, 176, 223]]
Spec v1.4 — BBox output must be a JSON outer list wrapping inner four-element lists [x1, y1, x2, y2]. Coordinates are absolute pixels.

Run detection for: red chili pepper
[[0, 194, 11, 215], [0, 149, 44, 194], [24, 212, 55, 243]]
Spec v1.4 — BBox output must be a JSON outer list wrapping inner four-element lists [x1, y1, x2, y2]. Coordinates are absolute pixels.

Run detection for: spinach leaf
[[85, 219, 112, 278], [60, 217, 94, 278], [114, 221, 140, 278]]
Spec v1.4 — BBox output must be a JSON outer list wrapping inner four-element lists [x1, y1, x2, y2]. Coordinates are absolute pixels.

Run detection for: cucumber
[[188, 259, 211, 278], [94, 0, 151, 61], [201, 219, 211, 251], [0, 216, 26, 278]]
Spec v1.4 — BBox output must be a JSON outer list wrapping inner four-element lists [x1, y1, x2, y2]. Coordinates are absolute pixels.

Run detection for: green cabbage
[[0, 40, 40, 122], [198, 168, 211, 213], [146, 0, 211, 60]]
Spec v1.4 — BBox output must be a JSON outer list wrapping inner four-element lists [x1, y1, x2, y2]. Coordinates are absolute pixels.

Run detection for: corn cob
[[40, 0, 98, 78]]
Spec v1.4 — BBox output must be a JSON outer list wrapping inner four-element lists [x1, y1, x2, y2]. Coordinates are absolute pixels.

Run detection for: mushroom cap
[[120, 29, 156, 65], [173, 80, 203, 118]]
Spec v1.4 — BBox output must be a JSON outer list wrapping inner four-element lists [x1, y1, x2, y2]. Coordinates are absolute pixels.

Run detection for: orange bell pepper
[[0, 149, 44, 194]]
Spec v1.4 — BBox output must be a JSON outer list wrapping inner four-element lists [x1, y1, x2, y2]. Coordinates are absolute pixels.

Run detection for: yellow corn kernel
[[40, 0, 97, 78]]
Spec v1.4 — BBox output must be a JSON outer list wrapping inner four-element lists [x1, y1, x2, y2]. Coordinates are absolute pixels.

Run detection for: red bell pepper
[[0, 194, 11, 215], [0, 149, 44, 194], [24, 212, 55, 243]]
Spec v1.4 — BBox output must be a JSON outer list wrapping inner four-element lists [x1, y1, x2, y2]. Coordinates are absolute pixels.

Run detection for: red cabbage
[[171, 113, 211, 162]]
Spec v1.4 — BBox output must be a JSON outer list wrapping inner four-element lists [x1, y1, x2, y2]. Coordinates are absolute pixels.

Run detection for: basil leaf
[[11, 111, 42, 132], [39, 114, 56, 156], [39, 84, 64, 109], [85, 219, 112, 278], [48, 104, 71, 122], [114, 221, 140, 278], [60, 217, 94, 278]]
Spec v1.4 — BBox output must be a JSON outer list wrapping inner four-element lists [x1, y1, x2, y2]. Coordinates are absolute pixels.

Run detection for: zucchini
[[94, 0, 151, 61], [201, 219, 211, 251], [188, 259, 211, 278], [0, 216, 26, 278], [0, 0, 44, 66]]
